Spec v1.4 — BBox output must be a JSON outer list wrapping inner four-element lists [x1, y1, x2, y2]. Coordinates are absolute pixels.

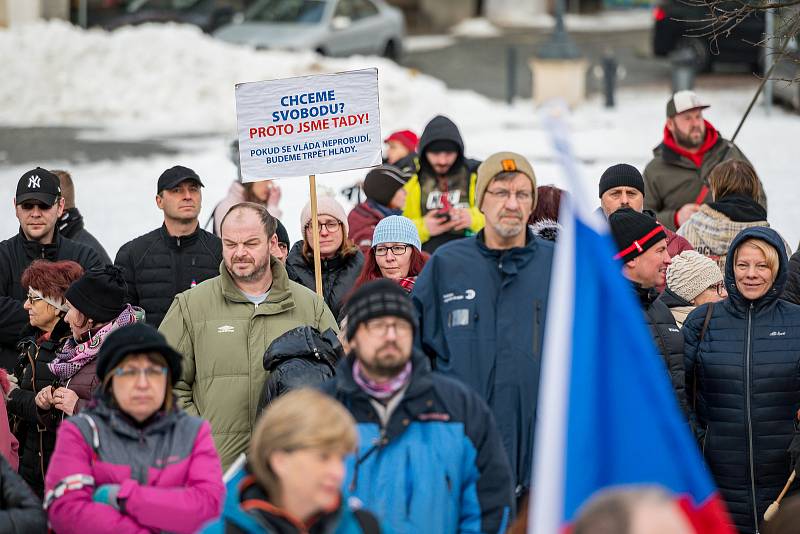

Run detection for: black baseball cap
[[16, 168, 62, 206], [157, 165, 204, 193]]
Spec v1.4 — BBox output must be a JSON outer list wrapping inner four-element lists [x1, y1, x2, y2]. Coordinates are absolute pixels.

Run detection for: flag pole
[[309, 175, 323, 296]]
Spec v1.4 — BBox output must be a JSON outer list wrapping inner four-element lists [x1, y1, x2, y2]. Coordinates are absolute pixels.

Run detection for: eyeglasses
[[484, 189, 533, 203], [374, 244, 409, 257], [113, 366, 168, 381], [26, 291, 44, 304], [305, 221, 341, 234], [19, 201, 55, 211], [707, 282, 725, 297], [364, 319, 413, 337]]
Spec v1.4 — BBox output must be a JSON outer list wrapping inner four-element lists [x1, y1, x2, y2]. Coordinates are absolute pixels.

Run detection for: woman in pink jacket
[[44, 322, 224, 534]]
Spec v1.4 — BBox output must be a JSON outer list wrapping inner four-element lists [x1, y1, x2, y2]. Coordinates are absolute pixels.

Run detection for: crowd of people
[[1, 89, 800, 534]]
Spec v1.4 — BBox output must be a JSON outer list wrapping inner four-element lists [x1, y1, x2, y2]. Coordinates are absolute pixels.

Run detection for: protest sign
[[235, 68, 382, 181]]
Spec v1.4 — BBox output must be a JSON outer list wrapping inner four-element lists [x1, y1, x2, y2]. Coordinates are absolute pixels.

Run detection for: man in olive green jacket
[[160, 203, 337, 469], [643, 90, 765, 231]]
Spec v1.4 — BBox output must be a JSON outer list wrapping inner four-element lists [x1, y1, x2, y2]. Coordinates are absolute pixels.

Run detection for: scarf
[[48, 305, 144, 381], [397, 276, 416, 293], [353, 360, 412, 400]]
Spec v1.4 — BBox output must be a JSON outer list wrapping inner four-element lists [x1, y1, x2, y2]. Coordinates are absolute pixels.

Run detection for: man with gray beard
[[412, 152, 554, 501], [159, 202, 337, 469]]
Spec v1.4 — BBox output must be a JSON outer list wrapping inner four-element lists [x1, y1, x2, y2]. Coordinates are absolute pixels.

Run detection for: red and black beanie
[[609, 208, 667, 262]]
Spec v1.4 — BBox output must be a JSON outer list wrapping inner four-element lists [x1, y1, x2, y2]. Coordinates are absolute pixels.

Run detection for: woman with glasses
[[287, 196, 364, 318], [352, 215, 428, 294], [684, 227, 800, 534], [6, 259, 83, 497], [659, 250, 726, 328], [34, 266, 144, 449], [45, 323, 224, 534]]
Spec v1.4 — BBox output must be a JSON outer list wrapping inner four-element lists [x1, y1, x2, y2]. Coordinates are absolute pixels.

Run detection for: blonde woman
[[204, 388, 382, 533]]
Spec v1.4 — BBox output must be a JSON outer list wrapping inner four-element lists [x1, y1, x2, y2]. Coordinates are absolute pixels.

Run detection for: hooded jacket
[[677, 196, 791, 274], [683, 226, 800, 534], [45, 400, 224, 534], [402, 116, 483, 251], [324, 351, 514, 534], [257, 326, 343, 413], [115, 223, 222, 328], [159, 259, 338, 470], [658, 286, 695, 329], [412, 228, 553, 495], [286, 242, 364, 320], [0, 455, 47, 533], [0, 228, 102, 371], [201, 463, 381, 534], [58, 207, 112, 265], [643, 123, 765, 230]]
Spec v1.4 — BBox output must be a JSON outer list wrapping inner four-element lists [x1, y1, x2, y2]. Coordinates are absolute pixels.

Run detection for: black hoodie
[[58, 208, 112, 265]]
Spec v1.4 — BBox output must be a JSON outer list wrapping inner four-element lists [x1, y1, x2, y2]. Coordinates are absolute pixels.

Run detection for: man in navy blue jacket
[[326, 280, 513, 534], [412, 151, 554, 499]]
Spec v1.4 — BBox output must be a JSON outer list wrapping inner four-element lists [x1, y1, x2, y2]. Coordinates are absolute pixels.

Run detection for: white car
[[213, 0, 405, 60]]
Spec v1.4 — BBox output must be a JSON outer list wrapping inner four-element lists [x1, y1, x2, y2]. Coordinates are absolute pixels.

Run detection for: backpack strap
[[692, 302, 715, 412]]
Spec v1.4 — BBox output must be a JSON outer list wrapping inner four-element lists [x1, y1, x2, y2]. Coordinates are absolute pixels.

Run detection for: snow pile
[[450, 18, 502, 38], [0, 20, 510, 134]]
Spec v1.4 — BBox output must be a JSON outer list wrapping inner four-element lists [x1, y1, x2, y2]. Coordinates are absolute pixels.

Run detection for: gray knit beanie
[[666, 250, 723, 303]]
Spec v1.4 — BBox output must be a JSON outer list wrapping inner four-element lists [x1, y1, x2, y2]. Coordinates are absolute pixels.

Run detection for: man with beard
[[326, 280, 513, 534], [608, 208, 689, 416], [160, 202, 337, 469], [115, 166, 222, 328], [402, 115, 484, 253], [413, 152, 554, 500], [643, 91, 765, 230]]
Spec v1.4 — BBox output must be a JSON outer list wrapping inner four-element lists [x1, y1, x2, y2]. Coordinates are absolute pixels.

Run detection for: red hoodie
[[662, 120, 719, 168]]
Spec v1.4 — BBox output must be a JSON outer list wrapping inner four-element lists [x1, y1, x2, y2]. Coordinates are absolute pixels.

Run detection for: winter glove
[[92, 484, 121, 511]]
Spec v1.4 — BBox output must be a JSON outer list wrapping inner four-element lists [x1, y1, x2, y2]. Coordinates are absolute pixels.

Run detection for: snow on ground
[[0, 22, 798, 258], [450, 18, 503, 38]]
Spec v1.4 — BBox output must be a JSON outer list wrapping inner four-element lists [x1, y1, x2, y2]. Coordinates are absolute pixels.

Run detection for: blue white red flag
[[529, 103, 734, 534]]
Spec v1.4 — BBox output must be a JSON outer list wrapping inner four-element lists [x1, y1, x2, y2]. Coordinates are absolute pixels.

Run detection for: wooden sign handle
[[309, 175, 323, 297]]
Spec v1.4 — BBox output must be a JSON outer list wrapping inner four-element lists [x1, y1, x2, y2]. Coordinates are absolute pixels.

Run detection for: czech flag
[[529, 105, 734, 534]]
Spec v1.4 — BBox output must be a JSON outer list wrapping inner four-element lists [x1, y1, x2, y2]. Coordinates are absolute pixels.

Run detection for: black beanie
[[65, 265, 127, 323], [363, 165, 410, 207], [609, 208, 667, 262], [275, 219, 290, 247], [598, 164, 645, 198], [345, 279, 418, 341], [96, 323, 182, 385]]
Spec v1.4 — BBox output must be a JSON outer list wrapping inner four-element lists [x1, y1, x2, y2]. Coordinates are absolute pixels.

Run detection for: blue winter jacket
[[324, 352, 514, 534], [201, 462, 381, 534], [411, 229, 554, 494], [684, 226, 800, 534]]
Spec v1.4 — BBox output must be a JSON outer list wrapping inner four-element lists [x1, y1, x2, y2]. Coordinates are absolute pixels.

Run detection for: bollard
[[506, 46, 518, 105], [670, 48, 696, 92], [601, 53, 618, 108]]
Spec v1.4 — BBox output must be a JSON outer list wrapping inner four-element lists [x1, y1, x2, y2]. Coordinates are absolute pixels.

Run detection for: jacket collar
[[18, 227, 62, 261], [159, 223, 201, 249], [659, 287, 692, 308], [58, 207, 84, 237], [632, 281, 659, 308], [707, 195, 767, 223], [219, 258, 296, 314], [334, 350, 434, 405], [475, 228, 538, 275], [89, 399, 183, 440]]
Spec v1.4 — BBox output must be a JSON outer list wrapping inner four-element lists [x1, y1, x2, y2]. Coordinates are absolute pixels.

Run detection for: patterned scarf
[[397, 276, 416, 293], [353, 360, 412, 400], [48, 305, 144, 381]]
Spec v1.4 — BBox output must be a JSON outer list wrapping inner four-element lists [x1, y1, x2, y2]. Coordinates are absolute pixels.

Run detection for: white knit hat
[[666, 250, 723, 303], [300, 195, 349, 236]]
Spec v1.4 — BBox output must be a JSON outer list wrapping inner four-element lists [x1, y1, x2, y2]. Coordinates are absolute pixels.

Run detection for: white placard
[[235, 68, 382, 180]]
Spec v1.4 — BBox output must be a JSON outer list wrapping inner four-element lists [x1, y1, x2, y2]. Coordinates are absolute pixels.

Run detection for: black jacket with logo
[[114, 224, 222, 328], [0, 229, 102, 371]]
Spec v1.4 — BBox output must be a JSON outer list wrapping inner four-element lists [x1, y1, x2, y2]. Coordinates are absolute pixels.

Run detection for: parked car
[[79, 0, 242, 33], [652, 0, 765, 72], [213, 0, 404, 60]]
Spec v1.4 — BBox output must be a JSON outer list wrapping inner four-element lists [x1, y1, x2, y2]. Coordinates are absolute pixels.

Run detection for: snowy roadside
[[0, 22, 797, 258]]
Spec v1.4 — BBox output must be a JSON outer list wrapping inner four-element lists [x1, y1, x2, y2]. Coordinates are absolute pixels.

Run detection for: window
[[247, 0, 327, 23]]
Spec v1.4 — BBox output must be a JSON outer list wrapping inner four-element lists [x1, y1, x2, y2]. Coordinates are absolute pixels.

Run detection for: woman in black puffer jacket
[[287, 196, 364, 318], [684, 226, 800, 534]]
